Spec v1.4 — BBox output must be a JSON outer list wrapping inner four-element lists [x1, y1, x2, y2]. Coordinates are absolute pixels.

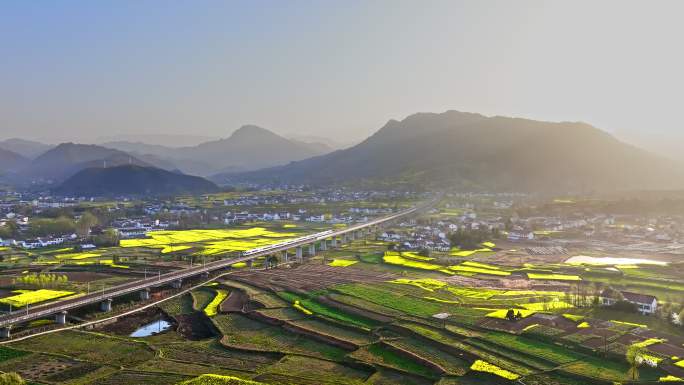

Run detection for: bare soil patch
[[220, 290, 248, 313], [61, 271, 115, 282], [175, 311, 217, 340]]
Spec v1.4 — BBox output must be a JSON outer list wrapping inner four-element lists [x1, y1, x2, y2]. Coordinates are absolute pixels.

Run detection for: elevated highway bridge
[[0, 198, 437, 338]]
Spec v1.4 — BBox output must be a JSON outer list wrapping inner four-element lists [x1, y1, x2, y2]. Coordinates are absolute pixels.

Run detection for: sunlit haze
[[3, 3, 684, 385], [1, 0, 683, 155]]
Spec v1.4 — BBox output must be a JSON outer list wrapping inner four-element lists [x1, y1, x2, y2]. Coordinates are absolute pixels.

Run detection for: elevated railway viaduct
[[0, 199, 437, 338]]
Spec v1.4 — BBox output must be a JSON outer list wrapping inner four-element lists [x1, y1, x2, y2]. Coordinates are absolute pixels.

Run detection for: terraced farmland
[[4, 227, 682, 385]]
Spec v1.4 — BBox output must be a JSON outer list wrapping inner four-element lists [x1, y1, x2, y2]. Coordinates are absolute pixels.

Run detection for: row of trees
[[9, 210, 120, 246], [27, 217, 76, 237], [28, 212, 99, 238], [13, 273, 69, 289]]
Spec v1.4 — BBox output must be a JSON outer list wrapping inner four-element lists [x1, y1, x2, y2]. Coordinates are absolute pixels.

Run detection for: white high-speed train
[[241, 230, 334, 257]]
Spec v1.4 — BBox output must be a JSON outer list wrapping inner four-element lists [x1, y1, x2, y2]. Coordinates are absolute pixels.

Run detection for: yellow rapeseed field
[[0, 289, 74, 307]]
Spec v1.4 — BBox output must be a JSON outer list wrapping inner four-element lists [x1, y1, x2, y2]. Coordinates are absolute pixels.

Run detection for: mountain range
[[223, 111, 683, 192], [27, 143, 151, 183], [0, 125, 332, 185], [101, 125, 332, 176], [3, 111, 682, 193]]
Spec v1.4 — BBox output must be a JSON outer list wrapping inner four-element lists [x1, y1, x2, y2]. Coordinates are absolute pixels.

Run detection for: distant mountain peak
[[0, 138, 53, 159], [230, 125, 279, 139]]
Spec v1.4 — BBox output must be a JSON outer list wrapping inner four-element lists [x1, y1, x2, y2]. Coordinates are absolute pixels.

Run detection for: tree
[[28, 217, 75, 237], [14, 273, 68, 289], [76, 212, 99, 237], [448, 227, 496, 250], [505, 309, 515, 321], [626, 344, 646, 380], [677, 309, 684, 326], [0, 372, 25, 385], [0, 221, 19, 239], [93, 228, 119, 247]]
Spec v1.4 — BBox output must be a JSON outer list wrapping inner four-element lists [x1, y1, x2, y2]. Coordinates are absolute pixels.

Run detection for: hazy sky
[[1, 1, 683, 151]]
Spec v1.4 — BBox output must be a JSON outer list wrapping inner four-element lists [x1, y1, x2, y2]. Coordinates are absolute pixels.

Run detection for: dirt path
[[220, 290, 248, 313]]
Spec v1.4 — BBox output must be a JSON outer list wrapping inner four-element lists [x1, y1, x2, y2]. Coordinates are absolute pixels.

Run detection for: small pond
[[130, 319, 172, 337]]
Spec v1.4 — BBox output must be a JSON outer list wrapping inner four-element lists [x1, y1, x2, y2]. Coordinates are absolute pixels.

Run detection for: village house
[[0, 239, 17, 247], [600, 289, 658, 315], [20, 236, 68, 249], [507, 231, 535, 242]]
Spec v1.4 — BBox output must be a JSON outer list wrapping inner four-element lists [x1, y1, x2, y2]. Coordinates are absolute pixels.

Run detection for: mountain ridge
[[219, 110, 682, 192], [101, 125, 331, 176], [0, 148, 29, 174], [28, 143, 152, 182], [53, 165, 219, 196], [0, 138, 53, 159]]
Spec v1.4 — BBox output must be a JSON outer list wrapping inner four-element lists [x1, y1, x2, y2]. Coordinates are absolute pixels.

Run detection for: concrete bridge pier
[[349, 232, 355, 241], [100, 298, 113, 312], [140, 288, 151, 301], [0, 326, 10, 339], [172, 279, 183, 289], [296, 247, 303, 260], [55, 311, 67, 325], [319, 240, 327, 251], [282, 250, 289, 263], [246, 260, 253, 269], [308, 243, 316, 257], [265, 255, 278, 269], [331, 237, 338, 248]]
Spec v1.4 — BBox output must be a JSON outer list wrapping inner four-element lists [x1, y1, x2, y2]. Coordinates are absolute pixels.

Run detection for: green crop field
[[277, 291, 380, 329], [350, 343, 439, 379], [12, 330, 154, 367]]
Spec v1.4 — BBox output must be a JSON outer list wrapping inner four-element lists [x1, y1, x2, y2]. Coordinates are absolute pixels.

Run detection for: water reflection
[[130, 319, 172, 337]]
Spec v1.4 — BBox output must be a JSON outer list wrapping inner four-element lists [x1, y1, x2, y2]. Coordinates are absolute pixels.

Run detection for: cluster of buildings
[[379, 219, 452, 252], [111, 218, 172, 238], [13, 235, 77, 249]]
